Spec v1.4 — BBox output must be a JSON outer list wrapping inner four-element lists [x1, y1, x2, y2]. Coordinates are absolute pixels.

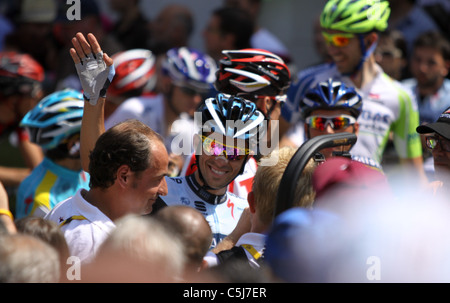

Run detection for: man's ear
[[247, 191, 256, 214], [365, 32, 378, 49], [116, 164, 131, 187], [353, 122, 359, 135]]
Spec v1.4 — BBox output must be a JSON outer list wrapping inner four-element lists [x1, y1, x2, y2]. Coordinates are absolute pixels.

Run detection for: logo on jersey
[[227, 199, 235, 219], [194, 201, 207, 213], [180, 197, 190, 206]]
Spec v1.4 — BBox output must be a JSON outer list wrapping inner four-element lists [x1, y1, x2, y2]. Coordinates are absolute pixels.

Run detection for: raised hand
[[69, 32, 115, 105]]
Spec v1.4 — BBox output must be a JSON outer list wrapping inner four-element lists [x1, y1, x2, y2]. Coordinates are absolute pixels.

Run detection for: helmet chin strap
[[343, 34, 378, 79]]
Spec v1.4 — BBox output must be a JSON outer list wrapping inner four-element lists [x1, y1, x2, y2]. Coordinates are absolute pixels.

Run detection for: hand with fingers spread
[[70, 32, 115, 105]]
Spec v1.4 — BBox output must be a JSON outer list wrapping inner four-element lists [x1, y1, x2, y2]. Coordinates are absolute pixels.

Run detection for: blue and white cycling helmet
[[162, 47, 217, 91], [300, 78, 362, 119], [198, 93, 266, 144], [20, 89, 84, 150]]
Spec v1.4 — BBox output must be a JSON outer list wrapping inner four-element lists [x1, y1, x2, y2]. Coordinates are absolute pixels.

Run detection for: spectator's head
[[375, 29, 408, 80], [15, 216, 70, 279], [417, 106, 450, 183], [409, 31, 450, 92], [251, 147, 317, 230], [312, 156, 391, 211], [300, 79, 362, 158], [0, 233, 60, 282], [155, 205, 212, 272], [88, 119, 169, 216], [86, 215, 186, 282], [203, 7, 254, 61], [149, 4, 194, 55]]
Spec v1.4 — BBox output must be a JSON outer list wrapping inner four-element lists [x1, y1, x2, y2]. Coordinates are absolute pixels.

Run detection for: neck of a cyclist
[[345, 35, 379, 89], [348, 55, 378, 89], [193, 169, 228, 196]]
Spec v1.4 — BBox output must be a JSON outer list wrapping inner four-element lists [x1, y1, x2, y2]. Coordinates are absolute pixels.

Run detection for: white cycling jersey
[[105, 94, 197, 154], [154, 174, 248, 249], [282, 63, 422, 166]]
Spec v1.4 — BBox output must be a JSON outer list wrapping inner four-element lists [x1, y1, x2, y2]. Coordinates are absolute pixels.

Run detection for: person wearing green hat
[[281, 0, 427, 184]]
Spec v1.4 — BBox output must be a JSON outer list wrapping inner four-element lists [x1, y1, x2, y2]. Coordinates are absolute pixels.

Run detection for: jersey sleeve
[[390, 85, 423, 159]]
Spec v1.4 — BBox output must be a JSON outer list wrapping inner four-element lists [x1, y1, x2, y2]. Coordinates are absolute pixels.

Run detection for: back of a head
[[15, 216, 70, 262], [213, 7, 254, 50], [312, 157, 392, 211], [92, 215, 186, 282], [0, 233, 60, 283], [253, 147, 317, 226], [155, 205, 213, 267]]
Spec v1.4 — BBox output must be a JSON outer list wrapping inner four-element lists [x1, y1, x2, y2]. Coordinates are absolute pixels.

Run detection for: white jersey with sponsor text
[[283, 63, 422, 165], [158, 174, 248, 249]]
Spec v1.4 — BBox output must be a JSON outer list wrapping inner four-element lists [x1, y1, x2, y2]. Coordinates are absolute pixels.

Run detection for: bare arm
[[18, 138, 43, 169], [211, 207, 252, 254], [0, 181, 16, 234]]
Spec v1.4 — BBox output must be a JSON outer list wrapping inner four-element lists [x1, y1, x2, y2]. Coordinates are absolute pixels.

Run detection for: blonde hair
[[253, 147, 317, 226]]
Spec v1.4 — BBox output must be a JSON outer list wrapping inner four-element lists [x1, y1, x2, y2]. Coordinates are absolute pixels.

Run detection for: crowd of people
[[0, 0, 450, 284]]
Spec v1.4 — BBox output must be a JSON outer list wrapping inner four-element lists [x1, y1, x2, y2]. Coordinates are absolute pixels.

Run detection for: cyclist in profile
[[16, 89, 89, 219]]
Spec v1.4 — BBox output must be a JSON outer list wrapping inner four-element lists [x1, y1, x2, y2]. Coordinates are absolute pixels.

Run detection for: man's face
[[126, 141, 169, 215], [322, 29, 364, 74], [170, 84, 206, 117], [305, 109, 358, 158], [195, 133, 248, 192], [202, 15, 226, 61], [410, 47, 449, 89]]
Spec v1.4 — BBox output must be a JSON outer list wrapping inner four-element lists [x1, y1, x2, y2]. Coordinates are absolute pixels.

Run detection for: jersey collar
[[186, 174, 228, 205]]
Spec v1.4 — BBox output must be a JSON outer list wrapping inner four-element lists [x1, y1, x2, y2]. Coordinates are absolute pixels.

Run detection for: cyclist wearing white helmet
[[16, 89, 90, 219], [105, 46, 217, 177], [153, 93, 266, 248], [282, 0, 426, 182]]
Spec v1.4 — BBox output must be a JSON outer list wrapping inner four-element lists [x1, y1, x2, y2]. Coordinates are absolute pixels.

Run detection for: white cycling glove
[[75, 51, 115, 105]]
